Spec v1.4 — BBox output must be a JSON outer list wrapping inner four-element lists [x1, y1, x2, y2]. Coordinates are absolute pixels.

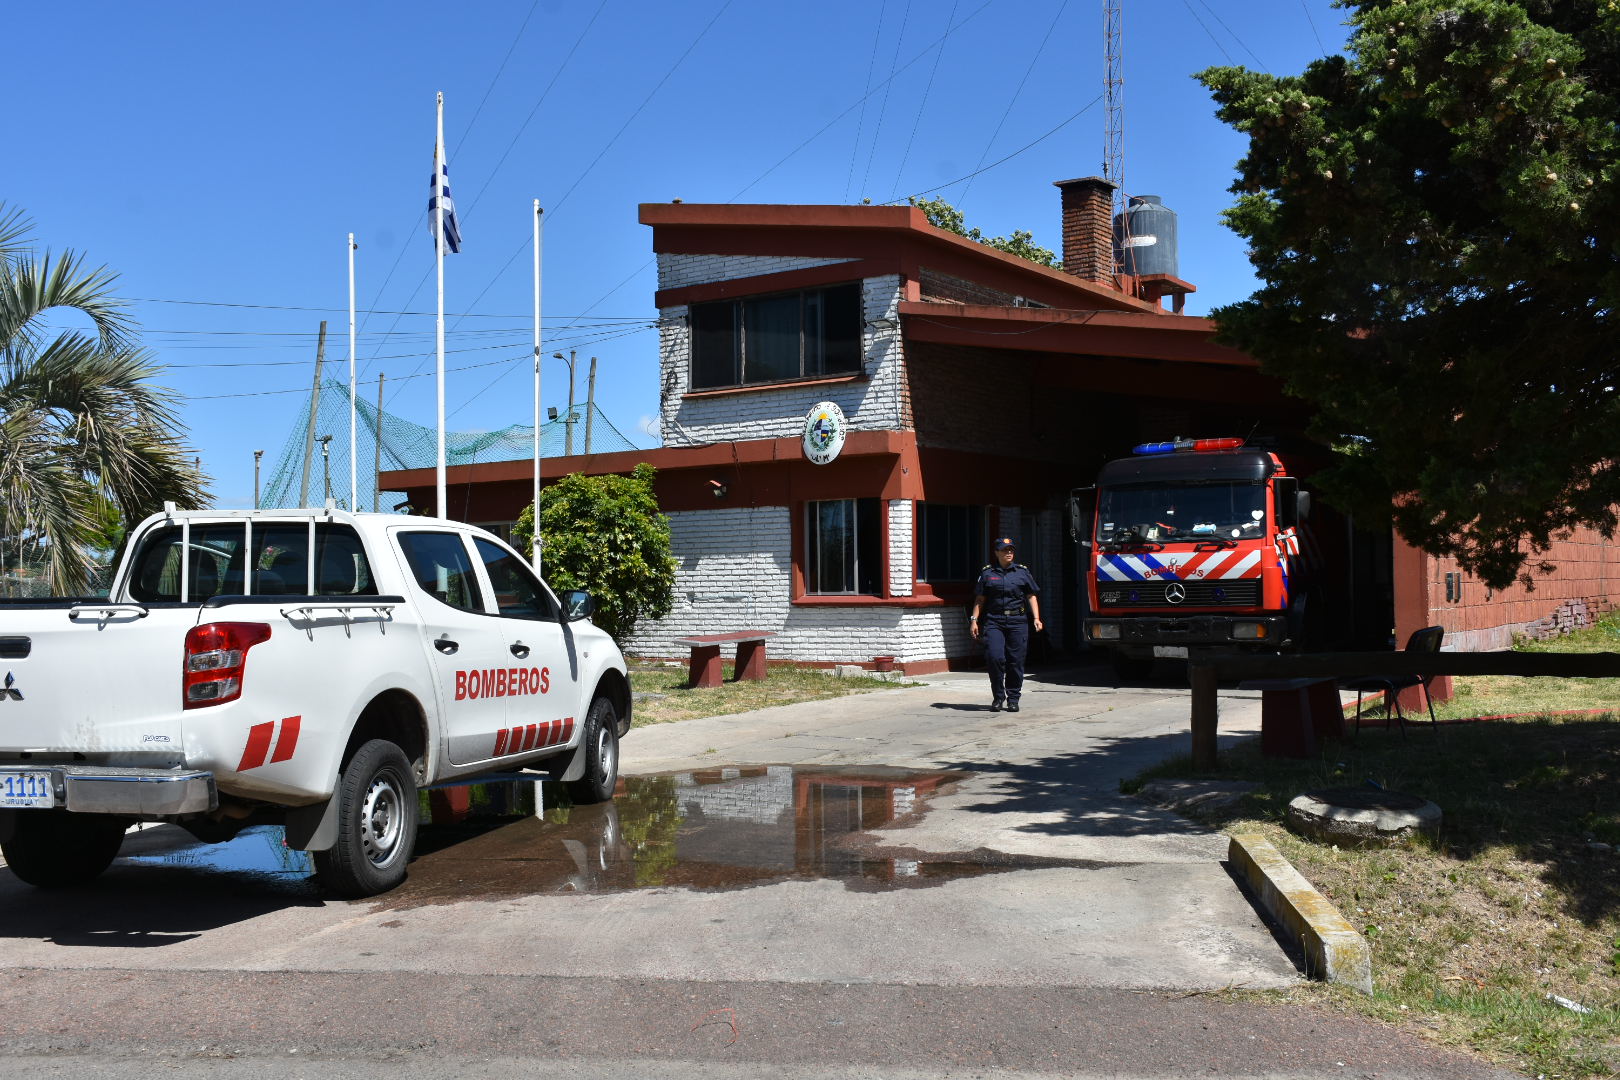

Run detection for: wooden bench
[[671, 631, 777, 689], [1237, 677, 1345, 758]]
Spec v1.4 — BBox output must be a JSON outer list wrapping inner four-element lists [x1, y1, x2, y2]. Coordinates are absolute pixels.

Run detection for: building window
[[916, 503, 986, 583], [806, 498, 881, 595], [691, 283, 862, 389]]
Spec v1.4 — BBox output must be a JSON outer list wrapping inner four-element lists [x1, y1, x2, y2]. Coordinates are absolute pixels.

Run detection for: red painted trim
[[683, 373, 866, 400], [639, 203, 1161, 313], [791, 594, 954, 608], [899, 301, 1249, 365], [655, 259, 892, 308]]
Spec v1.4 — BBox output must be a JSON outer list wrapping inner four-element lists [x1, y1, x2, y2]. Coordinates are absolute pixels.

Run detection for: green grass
[[1137, 613, 1620, 1078], [628, 661, 910, 726]]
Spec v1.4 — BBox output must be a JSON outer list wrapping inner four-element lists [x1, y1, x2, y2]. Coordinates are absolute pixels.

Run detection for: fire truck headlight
[[1090, 623, 1122, 641], [1231, 622, 1268, 640]]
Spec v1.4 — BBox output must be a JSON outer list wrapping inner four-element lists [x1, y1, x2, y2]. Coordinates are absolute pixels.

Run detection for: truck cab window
[[397, 531, 485, 613], [473, 538, 560, 621]]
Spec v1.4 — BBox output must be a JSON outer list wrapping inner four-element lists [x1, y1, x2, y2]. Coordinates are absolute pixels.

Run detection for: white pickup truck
[[0, 507, 631, 898]]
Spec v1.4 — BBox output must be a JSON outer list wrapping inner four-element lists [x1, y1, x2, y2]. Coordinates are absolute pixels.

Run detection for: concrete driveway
[[619, 662, 1301, 991]]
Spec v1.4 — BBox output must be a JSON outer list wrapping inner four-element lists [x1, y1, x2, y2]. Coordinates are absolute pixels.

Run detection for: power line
[[958, 0, 1070, 208], [730, 0, 995, 201], [889, 96, 1102, 205]]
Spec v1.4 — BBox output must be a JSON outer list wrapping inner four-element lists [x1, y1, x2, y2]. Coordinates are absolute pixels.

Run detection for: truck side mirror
[[1068, 487, 1096, 547], [561, 590, 594, 621], [1297, 490, 1311, 522], [1274, 477, 1299, 530]]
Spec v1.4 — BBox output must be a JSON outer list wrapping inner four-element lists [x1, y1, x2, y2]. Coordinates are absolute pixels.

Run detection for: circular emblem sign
[[802, 401, 847, 465]]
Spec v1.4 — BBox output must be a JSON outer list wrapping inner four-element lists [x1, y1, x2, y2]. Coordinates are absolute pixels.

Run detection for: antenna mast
[[1103, 0, 1125, 274]]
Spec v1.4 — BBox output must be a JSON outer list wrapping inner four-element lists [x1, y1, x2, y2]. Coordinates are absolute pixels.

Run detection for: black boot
[[1005, 701, 1021, 713], [990, 696, 1005, 711]]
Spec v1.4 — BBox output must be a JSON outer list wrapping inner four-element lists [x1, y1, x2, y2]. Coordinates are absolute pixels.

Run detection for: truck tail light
[[184, 622, 272, 709]]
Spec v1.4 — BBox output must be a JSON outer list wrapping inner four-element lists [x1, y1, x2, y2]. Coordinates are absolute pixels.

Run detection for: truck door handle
[[435, 638, 460, 654], [509, 643, 530, 659]]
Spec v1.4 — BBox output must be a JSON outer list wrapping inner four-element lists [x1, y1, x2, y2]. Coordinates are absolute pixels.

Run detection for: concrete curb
[[1228, 832, 1373, 994]]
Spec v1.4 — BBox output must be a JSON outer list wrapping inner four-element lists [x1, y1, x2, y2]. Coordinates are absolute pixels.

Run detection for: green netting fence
[[260, 379, 642, 511]]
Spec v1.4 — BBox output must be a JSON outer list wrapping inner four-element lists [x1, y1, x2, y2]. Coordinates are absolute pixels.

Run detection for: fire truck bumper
[[1085, 614, 1292, 655]]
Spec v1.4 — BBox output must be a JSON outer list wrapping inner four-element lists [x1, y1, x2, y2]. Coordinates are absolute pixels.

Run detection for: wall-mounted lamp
[[547, 406, 559, 421], [865, 316, 898, 330], [708, 479, 728, 499]]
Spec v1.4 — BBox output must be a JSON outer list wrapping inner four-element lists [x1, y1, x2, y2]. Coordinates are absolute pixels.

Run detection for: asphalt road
[[0, 663, 1522, 1079]]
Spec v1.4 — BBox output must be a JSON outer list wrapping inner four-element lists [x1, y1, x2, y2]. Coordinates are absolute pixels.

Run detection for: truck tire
[[1, 810, 128, 889], [313, 739, 418, 898], [565, 696, 620, 805]]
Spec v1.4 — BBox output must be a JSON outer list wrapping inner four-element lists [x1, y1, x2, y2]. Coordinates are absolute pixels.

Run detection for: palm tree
[[0, 205, 207, 594]]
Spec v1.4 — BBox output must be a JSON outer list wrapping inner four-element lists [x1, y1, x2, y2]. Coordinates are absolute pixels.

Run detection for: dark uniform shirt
[[976, 563, 1041, 616]]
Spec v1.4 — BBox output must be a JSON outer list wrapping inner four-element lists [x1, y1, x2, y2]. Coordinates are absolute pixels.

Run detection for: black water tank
[[1113, 194, 1179, 278]]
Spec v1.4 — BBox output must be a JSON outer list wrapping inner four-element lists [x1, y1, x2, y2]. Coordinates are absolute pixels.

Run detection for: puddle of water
[[111, 765, 1093, 904]]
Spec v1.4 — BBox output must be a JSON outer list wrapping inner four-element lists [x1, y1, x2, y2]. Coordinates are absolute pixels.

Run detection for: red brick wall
[[1422, 525, 1620, 652]]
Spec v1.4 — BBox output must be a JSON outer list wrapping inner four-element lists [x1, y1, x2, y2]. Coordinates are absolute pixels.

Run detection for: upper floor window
[[691, 282, 862, 389]]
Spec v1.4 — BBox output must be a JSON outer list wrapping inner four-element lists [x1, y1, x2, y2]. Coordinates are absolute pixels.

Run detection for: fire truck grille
[[1096, 580, 1262, 607]]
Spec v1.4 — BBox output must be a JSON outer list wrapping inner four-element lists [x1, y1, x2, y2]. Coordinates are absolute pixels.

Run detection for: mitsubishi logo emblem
[[1, 673, 21, 701], [1165, 583, 1187, 604]]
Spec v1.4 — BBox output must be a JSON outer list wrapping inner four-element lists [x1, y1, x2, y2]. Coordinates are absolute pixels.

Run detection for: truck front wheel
[[313, 739, 419, 898], [565, 697, 620, 805], [1, 810, 128, 889]]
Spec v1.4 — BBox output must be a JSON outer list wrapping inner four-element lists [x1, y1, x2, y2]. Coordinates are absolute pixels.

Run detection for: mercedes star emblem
[[1165, 582, 1187, 604]]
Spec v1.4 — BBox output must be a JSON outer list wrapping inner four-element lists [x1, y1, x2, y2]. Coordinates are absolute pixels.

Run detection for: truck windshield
[[1097, 482, 1267, 544]]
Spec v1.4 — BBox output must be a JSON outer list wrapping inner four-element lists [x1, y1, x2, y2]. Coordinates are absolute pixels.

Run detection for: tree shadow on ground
[[927, 726, 1263, 842], [1156, 717, 1620, 925]]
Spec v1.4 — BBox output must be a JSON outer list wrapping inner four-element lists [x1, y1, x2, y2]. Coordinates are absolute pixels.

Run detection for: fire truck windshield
[[1097, 482, 1267, 544]]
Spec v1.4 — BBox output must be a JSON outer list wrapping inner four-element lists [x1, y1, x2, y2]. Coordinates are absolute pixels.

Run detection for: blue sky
[[10, 0, 1347, 510]]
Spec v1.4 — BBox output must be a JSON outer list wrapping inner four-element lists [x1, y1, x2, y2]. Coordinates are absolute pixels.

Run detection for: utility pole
[[373, 373, 385, 513], [584, 355, 598, 455], [300, 321, 328, 507], [552, 349, 577, 456], [253, 449, 264, 509]]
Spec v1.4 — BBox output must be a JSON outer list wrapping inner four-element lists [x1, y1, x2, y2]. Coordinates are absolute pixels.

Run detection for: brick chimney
[[1053, 176, 1117, 285]]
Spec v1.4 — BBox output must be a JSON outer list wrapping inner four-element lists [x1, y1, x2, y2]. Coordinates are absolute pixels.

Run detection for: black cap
[[992, 537, 1016, 551]]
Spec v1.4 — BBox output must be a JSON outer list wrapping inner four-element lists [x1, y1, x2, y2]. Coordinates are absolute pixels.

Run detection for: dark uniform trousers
[[983, 613, 1029, 704]]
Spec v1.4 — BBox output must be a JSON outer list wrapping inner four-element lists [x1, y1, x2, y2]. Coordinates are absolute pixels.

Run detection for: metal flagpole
[[435, 92, 447, 519], [347, 232, 357, 510], [532, 199, 544, 574]]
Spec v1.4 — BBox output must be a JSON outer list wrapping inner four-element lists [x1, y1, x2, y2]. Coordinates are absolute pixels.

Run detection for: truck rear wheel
[[565, 696, 620, 805], [2, 810, 128, 889], [313, 739, 418, 898]]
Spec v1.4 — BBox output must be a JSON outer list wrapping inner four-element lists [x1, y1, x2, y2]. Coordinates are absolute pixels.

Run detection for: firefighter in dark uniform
[[970, 538, 1043, 712]]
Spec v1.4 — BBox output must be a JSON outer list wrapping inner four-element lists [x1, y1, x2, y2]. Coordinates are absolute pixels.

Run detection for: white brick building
[[388, 187, 1296, 674]]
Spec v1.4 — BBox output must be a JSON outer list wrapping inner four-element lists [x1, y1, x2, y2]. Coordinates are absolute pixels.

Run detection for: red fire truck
[[1071, 437, 1313, 679]]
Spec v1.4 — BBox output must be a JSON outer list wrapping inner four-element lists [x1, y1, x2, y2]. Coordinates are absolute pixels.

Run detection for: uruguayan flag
[[428, 152, 462, 254]]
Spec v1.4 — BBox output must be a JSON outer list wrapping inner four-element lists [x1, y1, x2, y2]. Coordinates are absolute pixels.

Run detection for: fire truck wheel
[[1111, 655, 1155, 684], [314, 739, 419, 898], [566, 696, 620, 805], [1, 810, 128, 889]]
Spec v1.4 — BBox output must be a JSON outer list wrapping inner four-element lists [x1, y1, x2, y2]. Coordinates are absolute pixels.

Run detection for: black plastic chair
[[1341, 625, 1444, 738]]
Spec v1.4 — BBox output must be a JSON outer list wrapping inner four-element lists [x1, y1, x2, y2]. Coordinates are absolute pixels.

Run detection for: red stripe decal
[[537, 719, 557, 747], [559, 716, 575, 743], [238, 721, 275, 771], [268, 715, 301, 763], [519, 724, 538, 752], [493, 728, 509, 756]]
